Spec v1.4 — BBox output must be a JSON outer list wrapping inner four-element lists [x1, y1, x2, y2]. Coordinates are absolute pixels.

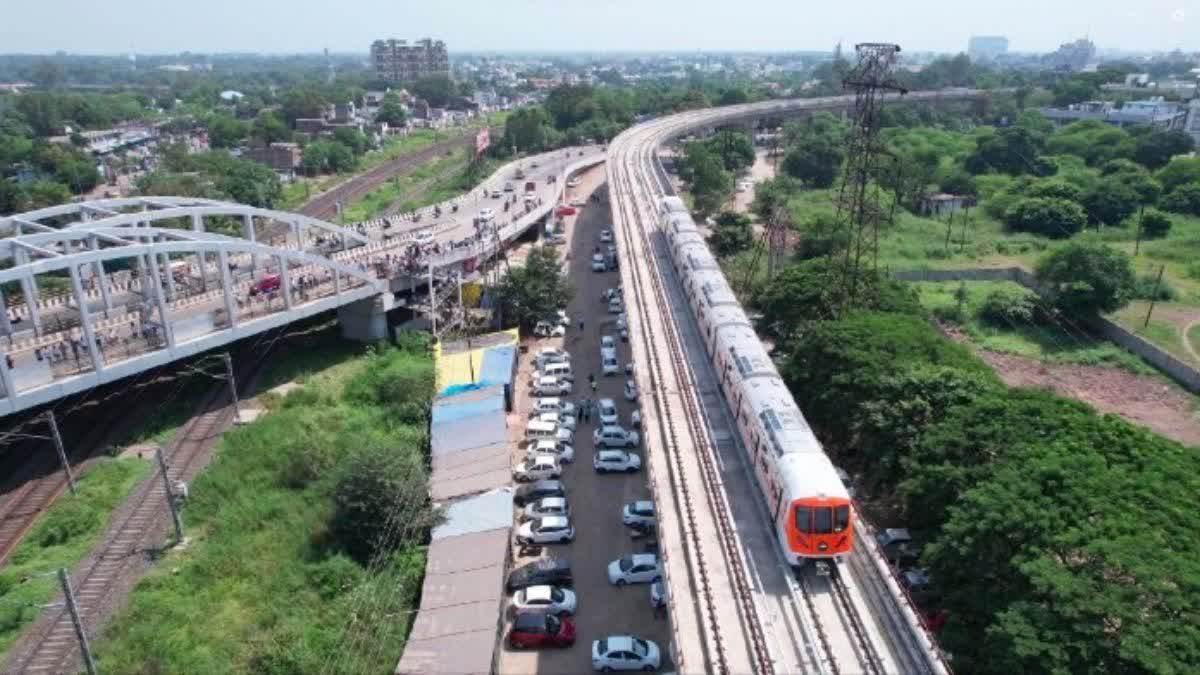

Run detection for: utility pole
[[58, 568, 97, 675], [45, 411, 77, 495], [1143, 265, 1165, 328], [154, 446, 184, 543], [428, 261, 437, 336], [1134, 204, 1145, 256], [221, 353, 241, 423]]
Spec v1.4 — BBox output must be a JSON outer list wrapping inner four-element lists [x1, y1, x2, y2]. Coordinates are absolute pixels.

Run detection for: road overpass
[[0, 148, 605, 417]]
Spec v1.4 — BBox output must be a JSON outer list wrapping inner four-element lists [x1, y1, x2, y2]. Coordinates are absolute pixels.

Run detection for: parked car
[[593, 449, 642, 474], [876, 527, 920, 566], [506, 556, 573, 591], [597, 398, 619, 426], [649, 580, 666, 609], [592, 254, 608, 272], [533, 376, 573, 396], [534, 320, 567, 337], [556, 309, 570, 327], [534, 347, 570, 368], [249, 274, 281, 296], [527, 439, 575, 464], [599, 229, 613, 243], [566, 176, 582, 188], [513, 480, 565, 507], [523, 496, 571, 521], [555, 205, 577, 217], [602, 288, 622, 303], [514, 455, 563, 482], [511, 584, 577, 617], [601, 335, 616, 351], [508, 611, 576, 649], [607, 553, 661, 586], [622, 500, 656, 528], [491, 189, 503, 198], [607, 298, 623, 313], [478, 207, 496, 221], [531, 397, 576, 417], [536, 410, 577, 432], [601, 350, 620, 376], [504, 182, 515, 192], [517, 515, 575, 545], [624, 380, 638, 401], [594, 425, 639, 449], [591, 635, 662, 672]]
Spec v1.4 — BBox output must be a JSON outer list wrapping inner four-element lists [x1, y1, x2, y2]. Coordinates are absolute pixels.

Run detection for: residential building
[[967, 36, 1009, 62], [1046, 38, 1096, 71], [371, 38, 449, 83], [1185, 99, 1200, 146], [244, 140, 301, 177], [1039, 98, 1188, 130]]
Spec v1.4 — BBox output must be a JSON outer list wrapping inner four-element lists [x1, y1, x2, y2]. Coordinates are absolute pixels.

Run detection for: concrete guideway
[[0, 148, 605, 418], [606, 91, 985, 673]]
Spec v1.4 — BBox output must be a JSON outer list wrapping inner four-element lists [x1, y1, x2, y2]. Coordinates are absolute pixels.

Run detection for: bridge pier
[[337, 294, 390, 343]]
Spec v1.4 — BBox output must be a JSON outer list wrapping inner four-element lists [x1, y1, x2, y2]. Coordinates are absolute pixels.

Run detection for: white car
[[601, 351, 620, 376], [607, 298, 623, 314], [537, 410, 577, 433], [533, 377, 573, 396], [412, 229, 435, 246], [514, 455, 563, 482], [534, 320, 567, 337], [570, 198, 587, 207], [592, 636, 662, 672], [491, 189, 503, 198], [530, 397, 576, 417], [616, 313, 627, 331], [597, 398, 619, 426], [527, 438, 575, 464], [516, 515, 575, 545], [622, 501, 656, 528], [591, 254, 607, 272], [535, 347, 570, 368], [512, 585, 577, 617], [556, 310, 570, 327], [523, 496, 571, 520], [566, 177, 581, 188], [602, 288, 621, 303], [624, 380, 638, 401], [594, 425, 639, 449], [649, 580, 666, 609], [478, 207, 496, 221], [630, 409, 641, 427], [599, 229, 613, 243], [607, 553, 661, 586], [593, 449, 642, 474]]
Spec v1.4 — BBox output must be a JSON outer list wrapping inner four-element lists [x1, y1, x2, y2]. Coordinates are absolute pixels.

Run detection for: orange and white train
[[660, 196, 853, 565]]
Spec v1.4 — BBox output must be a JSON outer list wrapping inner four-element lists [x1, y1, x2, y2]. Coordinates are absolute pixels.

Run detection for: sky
[[1, 0, 1195, 55]]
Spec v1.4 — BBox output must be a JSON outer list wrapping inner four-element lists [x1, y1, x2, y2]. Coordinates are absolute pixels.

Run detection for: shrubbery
[[978, 285, 1039, 326]]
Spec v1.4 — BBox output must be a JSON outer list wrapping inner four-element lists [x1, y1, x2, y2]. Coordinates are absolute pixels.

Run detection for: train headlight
[[818, 542, 828, 551]]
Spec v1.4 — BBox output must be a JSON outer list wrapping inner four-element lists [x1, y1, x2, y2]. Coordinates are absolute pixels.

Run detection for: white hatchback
[[527, 439, 575, 464], [513, 454, 562, 482], [591, 635, 662, 672], [593, 449, 642, 474], [516, 515, 575, 545], [597, 398, 619, 426], [607, 553, 661, 586], [512, 584, 577, 617]]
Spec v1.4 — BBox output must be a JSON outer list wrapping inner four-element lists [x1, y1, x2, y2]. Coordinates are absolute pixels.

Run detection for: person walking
[[590, 375, 597, 395], [578, 319, 585, 333]]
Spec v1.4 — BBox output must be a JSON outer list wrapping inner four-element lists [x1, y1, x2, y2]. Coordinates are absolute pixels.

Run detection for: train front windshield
[[795, 505, 851, 534]]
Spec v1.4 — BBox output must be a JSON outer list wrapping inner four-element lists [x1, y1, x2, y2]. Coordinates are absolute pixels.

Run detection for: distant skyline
[[2, 0, 1196, 55]]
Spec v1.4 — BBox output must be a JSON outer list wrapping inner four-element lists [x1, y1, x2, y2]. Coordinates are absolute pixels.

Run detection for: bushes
[[344, 346, 435, 425], [1130, 272, 1178, 301], [331, 442, 438, 564], [1162, 184, 1200, 216], [1139, 209, 1173, 239], [978, 285, 1038, 326], [1003, 196, 1087, 238], [1035, 241, 1135, 315]]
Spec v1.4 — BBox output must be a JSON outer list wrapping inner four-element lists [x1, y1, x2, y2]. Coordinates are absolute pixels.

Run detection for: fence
[[893, 266, 1200, 394]]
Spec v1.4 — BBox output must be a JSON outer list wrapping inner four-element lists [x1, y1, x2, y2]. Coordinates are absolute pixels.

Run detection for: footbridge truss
[[0, 197, 387, 416]]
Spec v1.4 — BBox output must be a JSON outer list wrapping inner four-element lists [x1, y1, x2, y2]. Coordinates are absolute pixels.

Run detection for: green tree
[[25, 180, 71, 209], [411, 75, 456, 108], [1139, 209, 1173, 238], [500, 106, 557, 153], [374, 92, 408, 127], [716, 88, 750, 105], [707, 211, 754, 258], [965, 126, 1052, 176], [251, 111, 290, 144], [1080, 177, 1139, 226], [495, 246, 573, 331], [1022, 178, 1083, 202], [206, 114, 249, 149], [1155, 156, 1200, 192], [52, 158, 99, 194], [281, 87, 328, 125], [1132, 128, 1195, 169], [1044, 120, 1135, 166], [704, 127, 756, 174], [543, 84, 598, 130], [331, 444, 437, 565], [1003, 196, 1087, 238], [1035, 241, 1135, 315], [332, 127, 370, 156], [1162, 183, 1200, 216], [1051, 77, 1099, 105], [682, 143, 733, 216], [0, 180, 27, 215]]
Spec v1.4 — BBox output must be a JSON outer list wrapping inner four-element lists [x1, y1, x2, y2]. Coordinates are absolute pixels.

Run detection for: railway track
[[612, 123, 772, 674], [9, 339, 276, 674]]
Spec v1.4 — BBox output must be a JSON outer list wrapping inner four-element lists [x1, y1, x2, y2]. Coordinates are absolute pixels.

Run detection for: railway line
[[607, 92, 980, 674]]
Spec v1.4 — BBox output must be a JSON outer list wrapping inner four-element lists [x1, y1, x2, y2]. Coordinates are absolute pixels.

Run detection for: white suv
[[607, 553, 661, 585], [594, 425, 639, 449], [593, 449, 642, 474], [533, 376, 573, 396], [513, 455, 562, 482], [597, 398, 619, 426], [516, 515, 575, 545], [601, 350, 620, 376], [527, 439, 575, 464]]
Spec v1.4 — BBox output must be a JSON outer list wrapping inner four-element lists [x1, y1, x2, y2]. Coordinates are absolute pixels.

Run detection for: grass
[[91, 341, 435, 674], [336, 148, 470, 223], [913, 281, 1158, 375], [0, 458, 152, 660]]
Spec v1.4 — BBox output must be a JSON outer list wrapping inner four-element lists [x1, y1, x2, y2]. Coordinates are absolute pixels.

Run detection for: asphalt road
[[498, 165, 674, 675]]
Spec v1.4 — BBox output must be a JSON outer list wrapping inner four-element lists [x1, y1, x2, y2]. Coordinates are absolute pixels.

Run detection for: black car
[[506, 557, 574, 592], [513, 479, 566, 507]]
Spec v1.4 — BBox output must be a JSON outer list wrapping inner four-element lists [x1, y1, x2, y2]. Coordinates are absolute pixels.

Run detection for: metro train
[[659, 195, 853, 566]]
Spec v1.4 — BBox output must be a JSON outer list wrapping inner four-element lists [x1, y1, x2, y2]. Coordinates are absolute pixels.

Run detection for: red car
[[554, 205, 577, 217], [249, 274, 281, 296], [507, 611, 576, 649]]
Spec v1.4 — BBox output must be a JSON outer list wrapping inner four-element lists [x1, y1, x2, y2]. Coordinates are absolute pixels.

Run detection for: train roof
[[680, 243, 719, 272], [660, 196, 688, 215], [716, 325, 776, 379], [703, 305, 753, 330], [778, 452, 849, 501], [666, 212, 698, 234], [740, 378, 822, 457], [670, 228, 706, 249], [690, 269, 738, 307]]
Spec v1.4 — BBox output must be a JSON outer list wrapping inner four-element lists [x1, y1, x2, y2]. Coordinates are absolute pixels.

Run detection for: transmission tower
[[834, 43, 907, 305]]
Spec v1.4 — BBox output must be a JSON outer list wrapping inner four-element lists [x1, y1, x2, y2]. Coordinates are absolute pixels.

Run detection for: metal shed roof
[[479, 345, 517, 388]]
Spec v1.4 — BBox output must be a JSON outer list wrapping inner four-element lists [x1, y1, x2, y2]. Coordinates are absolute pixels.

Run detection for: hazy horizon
[[2, 0, 1196, 56]]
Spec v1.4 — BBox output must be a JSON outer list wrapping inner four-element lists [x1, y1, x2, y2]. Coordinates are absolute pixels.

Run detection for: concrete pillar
[[278, 256, 293, 310], [69, 264, 103, 374], [160, 241, 177, 301], [197, 251, 209, 291], [0, 348, 16, 399], [218, 249, 237, 329], [242, 213, 258, 272], [145, 246, 176, 350], [337, 295, 388, 342], [191, 213, 204, 232], [292, 220, 302, 251], [15, 250, 42, 337], [0, 287, 12, 337], [89, 235, 113, 312]]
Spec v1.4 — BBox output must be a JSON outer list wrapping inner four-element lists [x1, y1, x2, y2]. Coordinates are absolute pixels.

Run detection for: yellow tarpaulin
[[434, 329, 518, 391]]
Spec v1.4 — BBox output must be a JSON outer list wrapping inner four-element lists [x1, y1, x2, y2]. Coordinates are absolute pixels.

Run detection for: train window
[[833, 506, 850, 533], [794, 507, 811, 534], [813, 507, 833, 534]]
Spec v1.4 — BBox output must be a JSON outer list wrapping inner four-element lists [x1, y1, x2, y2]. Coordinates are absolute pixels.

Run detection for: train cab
[[660, 196, 688, 216], [780, 454, 853, 564]]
